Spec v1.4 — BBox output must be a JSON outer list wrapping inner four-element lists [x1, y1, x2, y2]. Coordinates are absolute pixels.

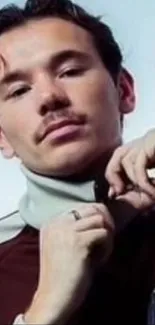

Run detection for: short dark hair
[[0, 0, 123, 83]]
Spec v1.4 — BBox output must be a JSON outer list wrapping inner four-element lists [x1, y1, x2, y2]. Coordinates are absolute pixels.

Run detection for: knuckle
[[114, 145, 127, 158], [105, 166, 112, 179], [95, 214, 104, 226], [114, 145, 123, 155], [95, 203, 107, 213], [95, 205, 110, 221]]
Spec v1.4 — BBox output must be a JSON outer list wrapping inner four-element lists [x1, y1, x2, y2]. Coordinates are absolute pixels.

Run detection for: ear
[[0, 128, 15, 159], [118, 68, 136, 114]]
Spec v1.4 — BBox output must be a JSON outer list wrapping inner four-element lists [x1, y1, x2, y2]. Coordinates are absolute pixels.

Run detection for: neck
[[20, 164, 97, 229]]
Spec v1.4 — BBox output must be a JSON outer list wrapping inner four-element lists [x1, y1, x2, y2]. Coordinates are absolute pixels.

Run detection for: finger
[[94, 204, 115, 232], [70, 203, 114, 229], [105, 147, 129, 196], [58, 203, 99, 223], [73, 203, 114, 233], [74, 214, 104, 232], [82, 228, 110, 249], [74, 214, 112, 232], [135, 150, 155, 198], [116, 189, 155, 210], [120, 153, 137, 185]]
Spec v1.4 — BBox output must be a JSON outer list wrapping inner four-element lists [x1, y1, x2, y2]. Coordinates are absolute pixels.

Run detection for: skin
[[105, 129, 155, 209], [0, 18, 135, 324], [25, 203, 114, 324], [0, 18, 135, 177]]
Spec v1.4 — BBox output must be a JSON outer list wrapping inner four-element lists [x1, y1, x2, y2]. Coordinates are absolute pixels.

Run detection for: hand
[[25, 203, 114, 325], [105, 129, 155, 210]]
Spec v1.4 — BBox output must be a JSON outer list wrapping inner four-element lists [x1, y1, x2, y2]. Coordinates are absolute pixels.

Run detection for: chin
[[48, 158, 90, 177], [31, 140, 100, 177], [46, 151, 95, 177]]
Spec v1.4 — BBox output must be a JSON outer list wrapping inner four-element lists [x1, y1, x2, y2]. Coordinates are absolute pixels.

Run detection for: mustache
[[34, 110, 86, 143]]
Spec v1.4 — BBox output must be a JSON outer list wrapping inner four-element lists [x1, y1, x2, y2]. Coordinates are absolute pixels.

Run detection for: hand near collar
[[105, 129, 155, 210], [24, 203, 114, 325]]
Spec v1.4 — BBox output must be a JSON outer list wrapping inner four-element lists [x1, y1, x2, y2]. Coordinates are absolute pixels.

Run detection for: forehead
[[0, 18, 98, 72]]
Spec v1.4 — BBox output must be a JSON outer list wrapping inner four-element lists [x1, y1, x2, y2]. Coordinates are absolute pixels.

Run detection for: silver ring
[[71, 210, 82, 221]]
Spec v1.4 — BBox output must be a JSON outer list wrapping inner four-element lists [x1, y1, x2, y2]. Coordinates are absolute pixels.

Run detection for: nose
[[37, 73, 70, 116]]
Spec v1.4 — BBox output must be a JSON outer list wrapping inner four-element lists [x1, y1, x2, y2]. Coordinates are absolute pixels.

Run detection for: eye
[[9, 86, 31, 99], [60, 67, 84, 78]]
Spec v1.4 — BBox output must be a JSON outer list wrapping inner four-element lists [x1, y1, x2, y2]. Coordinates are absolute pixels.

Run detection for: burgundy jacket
[[0, 212, 155, 325]]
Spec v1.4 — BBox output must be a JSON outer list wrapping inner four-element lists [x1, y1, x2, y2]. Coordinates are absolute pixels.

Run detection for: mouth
[[41, 119, 84, 143]]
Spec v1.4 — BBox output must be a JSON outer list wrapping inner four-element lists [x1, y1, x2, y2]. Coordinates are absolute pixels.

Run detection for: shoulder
[[0, 210, 26, 244]]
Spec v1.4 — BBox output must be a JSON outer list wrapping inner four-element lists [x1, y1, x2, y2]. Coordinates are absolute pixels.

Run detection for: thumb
[[116, 190, 155, 211]]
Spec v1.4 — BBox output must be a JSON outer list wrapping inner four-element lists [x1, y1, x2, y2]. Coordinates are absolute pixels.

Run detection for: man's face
[[0, 18, 135, 176]]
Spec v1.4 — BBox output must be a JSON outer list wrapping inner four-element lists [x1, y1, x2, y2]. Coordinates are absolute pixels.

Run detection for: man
[[0, 0, 155, 324]]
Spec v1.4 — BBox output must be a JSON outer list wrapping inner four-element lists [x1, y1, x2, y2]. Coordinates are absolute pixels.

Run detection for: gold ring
[[71, 210, 82, 221]]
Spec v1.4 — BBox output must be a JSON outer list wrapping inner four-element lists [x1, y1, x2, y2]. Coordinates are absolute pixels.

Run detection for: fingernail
[[108, 187, 115, 198]]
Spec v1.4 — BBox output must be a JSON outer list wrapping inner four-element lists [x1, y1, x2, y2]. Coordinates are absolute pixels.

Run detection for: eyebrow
[[0, 71, 28, 87], [0, 49, 91, 87]]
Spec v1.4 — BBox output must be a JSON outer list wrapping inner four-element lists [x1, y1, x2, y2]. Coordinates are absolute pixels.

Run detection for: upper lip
[[40, 119, 82, 141]]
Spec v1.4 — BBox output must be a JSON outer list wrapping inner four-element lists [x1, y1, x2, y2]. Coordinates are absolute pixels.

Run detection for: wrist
[[24, 291, 71, 325]]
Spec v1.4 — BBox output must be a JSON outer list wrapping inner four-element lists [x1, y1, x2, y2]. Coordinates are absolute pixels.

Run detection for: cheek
[[69, 76, 119, 123], [0, 103, 34, 145], [68, 76, 120, 147]]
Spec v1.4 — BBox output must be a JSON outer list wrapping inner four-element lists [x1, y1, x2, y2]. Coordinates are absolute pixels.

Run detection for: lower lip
[[44, 124, 82, 142]]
